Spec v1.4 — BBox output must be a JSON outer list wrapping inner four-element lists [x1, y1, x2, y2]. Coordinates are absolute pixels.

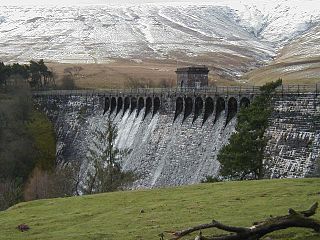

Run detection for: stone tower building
[[176, 66, 209, 89]]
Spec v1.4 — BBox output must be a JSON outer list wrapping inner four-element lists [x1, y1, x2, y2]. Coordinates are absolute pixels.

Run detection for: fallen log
[[169, 202, 320, 240]]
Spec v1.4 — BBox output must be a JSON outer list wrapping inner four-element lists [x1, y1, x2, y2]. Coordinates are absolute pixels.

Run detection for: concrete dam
[[34, 86, 320, 188]]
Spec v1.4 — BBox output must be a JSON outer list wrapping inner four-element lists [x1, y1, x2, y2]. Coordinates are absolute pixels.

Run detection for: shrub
[[201, 176, 221, 183], [60, 75, 77, 90]]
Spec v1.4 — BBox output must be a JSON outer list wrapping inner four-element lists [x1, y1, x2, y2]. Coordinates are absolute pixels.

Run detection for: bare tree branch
[[169, 202, 320, 240]]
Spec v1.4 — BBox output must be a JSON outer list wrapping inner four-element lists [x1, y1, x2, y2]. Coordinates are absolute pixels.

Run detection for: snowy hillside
[[0, 0, 319, 78]]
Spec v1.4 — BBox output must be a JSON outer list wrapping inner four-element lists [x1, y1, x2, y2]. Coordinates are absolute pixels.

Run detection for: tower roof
[[175, 66, 209, 74]]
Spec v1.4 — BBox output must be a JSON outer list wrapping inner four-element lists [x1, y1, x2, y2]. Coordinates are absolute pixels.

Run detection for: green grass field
[[0, 179, 319, 240]]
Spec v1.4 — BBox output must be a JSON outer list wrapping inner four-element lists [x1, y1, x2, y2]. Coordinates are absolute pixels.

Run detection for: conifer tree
[[84, 116, 134, 194], [218, 79, 282, 180]]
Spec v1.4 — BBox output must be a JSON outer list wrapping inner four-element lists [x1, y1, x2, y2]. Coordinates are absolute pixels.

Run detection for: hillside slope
[[0, 179, 319, 240], [0, 0, 319, 81], [244, 25, 320, 85]]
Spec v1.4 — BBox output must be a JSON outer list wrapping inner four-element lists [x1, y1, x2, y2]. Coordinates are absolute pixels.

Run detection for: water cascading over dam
[[35, 88, 252, 188], [34, 86, 320, 188]]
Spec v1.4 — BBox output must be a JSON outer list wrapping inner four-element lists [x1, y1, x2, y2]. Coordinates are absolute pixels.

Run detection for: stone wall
[[35, 95, 236, 189], [264, 94, 320, 178], [35, 92, 320, 190]]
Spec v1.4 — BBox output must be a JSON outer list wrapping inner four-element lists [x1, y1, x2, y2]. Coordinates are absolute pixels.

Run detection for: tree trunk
[[169, 202, 320, 240]]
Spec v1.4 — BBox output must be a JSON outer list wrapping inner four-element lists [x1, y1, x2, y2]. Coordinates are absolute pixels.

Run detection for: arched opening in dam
[[116, 97, 123, 115], [215, 97, 225, 122], [203, 97, 214, 124], [193, 97, 203, 123], [183, 97, 193, 122], [153, 97, 160, 116], [111, 97, 117, 114], [174, 97, 183, 121], [103, 97, 110, 115], [240, 97, 250, 108], [124, 97, 130, 114], [226, 97, 238, 124], [137, 97, 144, 116], [145, 97, 152, 118], [131, 97, 137, 113]]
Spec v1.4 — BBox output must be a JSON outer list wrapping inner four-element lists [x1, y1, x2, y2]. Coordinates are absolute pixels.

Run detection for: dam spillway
[[34, 86, 320, 188], [34, 87, 253, 188]]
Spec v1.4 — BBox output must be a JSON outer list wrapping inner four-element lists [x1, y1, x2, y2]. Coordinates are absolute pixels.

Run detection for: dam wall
[[34, 88, 253, 188], [264, 93, 320, 178], [34, 88, 320, 188]]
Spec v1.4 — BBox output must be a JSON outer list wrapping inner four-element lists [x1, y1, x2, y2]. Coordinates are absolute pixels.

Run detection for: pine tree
[[218, 79, 282, 180], [84, 116, 135, 194]]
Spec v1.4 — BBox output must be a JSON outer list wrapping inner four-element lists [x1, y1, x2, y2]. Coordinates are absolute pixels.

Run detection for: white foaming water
[[141, 113, 159, 143], [110, 109, 237, 188], [115, 110, 133, 149], [122, 109, 144, 149]]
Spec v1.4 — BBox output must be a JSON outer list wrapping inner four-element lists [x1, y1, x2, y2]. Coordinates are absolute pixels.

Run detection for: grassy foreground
[[0, 179, 319, 240]]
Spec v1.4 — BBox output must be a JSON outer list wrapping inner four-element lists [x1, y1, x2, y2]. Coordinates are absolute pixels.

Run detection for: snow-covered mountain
[[0, 0, 319, 79]]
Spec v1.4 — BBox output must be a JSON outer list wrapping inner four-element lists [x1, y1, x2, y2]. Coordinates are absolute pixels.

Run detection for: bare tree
[[63, 66, 83, 78], [60, 75, 77, 90], [24, 168, 50, 201], [24, 163, 82, 201], [0, 179, 22, 211], [125, 77, 147, 89]]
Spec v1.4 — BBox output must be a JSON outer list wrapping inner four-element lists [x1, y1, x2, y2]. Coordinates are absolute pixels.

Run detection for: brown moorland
[[47, 56, 249, 89]]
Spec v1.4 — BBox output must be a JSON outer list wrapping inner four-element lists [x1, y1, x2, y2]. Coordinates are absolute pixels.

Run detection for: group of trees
[[217, 79, 283, 181], [0, 60, 55, 89], [0, 60, 137, 210], [20, 115, 135, 202], [0, 84, 135, 209], [0, 86, 57, 210]]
